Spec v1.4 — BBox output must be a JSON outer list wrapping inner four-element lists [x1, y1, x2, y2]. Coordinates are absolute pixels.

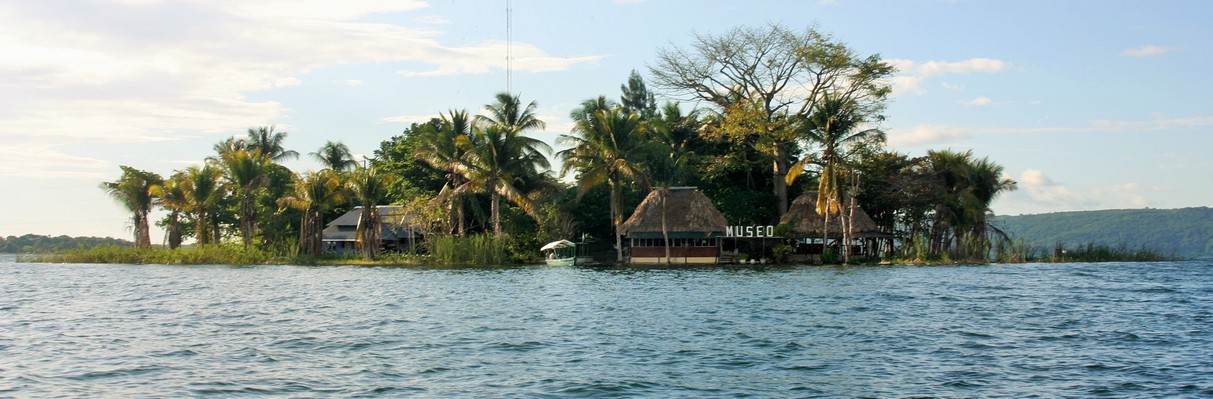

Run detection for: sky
[[2, 0, 1211, 241]]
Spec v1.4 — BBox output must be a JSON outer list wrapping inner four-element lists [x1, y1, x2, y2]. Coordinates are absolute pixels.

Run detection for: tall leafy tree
[[371, 120, 448, 202], [100, 166, 163, 249], [279, 170, 347, 258], [245, 125, 299, 163], [416, 110, 473, 235], [557, 105, 649, 262], [347, 166, 394, 259], [646, 102, 703, 187], [460, 123, 552, 235], [650, 24, 893, 219], [181, 164, 225, 245], [150, 172, 189, 249], [311, 141, 357, 172], [218, 149, 270, 248], [925, 149, 1017, 259], [464, 93, 552, 235], [620, 69, 658, 120], [786, 94, 886, 262], [646, 103, 703, 263], [475, 92, 546, 135]]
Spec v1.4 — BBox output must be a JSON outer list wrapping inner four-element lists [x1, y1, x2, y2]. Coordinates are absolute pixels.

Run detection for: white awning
[[540, 240, 575, 251]]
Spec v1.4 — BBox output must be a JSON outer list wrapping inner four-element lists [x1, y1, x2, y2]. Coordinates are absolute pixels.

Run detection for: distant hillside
[[1, 234, 133, 253], [992, 207, 1213, 259]]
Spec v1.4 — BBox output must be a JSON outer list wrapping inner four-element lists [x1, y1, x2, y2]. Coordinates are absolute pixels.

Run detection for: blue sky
[[2, 0, 1211, 240]]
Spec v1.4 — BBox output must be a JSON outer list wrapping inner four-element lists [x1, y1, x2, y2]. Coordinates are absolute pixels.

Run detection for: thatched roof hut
[[780, 191, 881, 237], [620, 187, 729, 238]]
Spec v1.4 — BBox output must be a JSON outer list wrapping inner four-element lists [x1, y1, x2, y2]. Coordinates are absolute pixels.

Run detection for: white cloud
[[383, 114, 436, 125], [415, 15, 449, 24], [887, 125, 971, 147], [965, 96, 993, 106], [1089, 115, 1213, 131], [0, 1, 603, 177], [888, 57, 1014, 97], [1003, 169, 1155, 214], [398, 41, 605, 77], [226, 0, 428, 21], [1017, 169, 1086, 207], [975, 114, 1213, 136], [889, 75, 925, 96], [1121, 45, 1171, 58], [1090, 182, 1150, 208], [0, 141, 110, 179], [891, 57, 1013, 77]]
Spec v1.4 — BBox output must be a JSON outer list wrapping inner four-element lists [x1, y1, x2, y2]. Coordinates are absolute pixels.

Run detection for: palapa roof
[[780, 191, 882, 237], [619, 187, 729, 238]]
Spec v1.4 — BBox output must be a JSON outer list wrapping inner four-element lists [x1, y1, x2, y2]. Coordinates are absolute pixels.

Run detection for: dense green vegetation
[[1, 234, 133, 253], [78, 24, 1039, 266], [994, 208, 1213, 259]]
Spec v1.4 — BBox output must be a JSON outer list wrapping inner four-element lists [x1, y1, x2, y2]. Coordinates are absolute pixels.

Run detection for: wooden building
[[619, 187, 729, 265], [322, 205, 423, 253]]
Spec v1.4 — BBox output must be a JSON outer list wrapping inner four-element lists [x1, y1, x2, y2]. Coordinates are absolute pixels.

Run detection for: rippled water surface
[[2, 256, 1211, 398]]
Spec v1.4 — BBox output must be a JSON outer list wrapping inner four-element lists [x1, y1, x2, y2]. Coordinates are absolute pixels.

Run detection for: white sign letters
[[725, 225, 775, 238]]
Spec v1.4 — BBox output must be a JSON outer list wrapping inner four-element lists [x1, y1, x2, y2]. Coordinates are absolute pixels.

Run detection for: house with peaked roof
[[619, 187, 729, 265], [322, 205, 424, 253]]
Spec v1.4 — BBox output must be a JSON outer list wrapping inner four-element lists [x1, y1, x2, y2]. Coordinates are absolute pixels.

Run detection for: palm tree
[[787, 94, 885, 263], [460, 123, 552, 235], [311, 141, 357, 172], [246, 125, 299, 163], [416, 109, 473, 235], [964, 156, 1017, 257], [647, 102, 701, 186], [279, 170, 347, 258], [347, 166, 394, 259], [100, 166, 163, 249], [181, 164, 224, 245], [557, 105, 649, 262], [926, 149, 1016, 259], [218, 149, 270, 248], [462, 93, 551, 235], [150, 172, 189, 249], [475, 92, 546, 135], [647, 103, 701, 264]]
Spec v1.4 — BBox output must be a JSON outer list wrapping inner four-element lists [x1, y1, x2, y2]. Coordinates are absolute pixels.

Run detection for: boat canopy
[[540, 240, 575, 251]]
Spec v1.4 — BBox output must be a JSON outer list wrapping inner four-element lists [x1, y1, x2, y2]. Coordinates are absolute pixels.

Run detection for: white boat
[[540, 239, 579, 266]]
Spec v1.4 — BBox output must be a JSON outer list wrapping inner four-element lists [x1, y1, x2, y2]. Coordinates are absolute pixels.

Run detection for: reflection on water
[[1, 259, 1211, 397]]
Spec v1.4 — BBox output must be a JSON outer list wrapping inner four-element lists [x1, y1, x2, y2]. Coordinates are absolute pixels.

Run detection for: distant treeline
[[1, 234, 133, 253], [993, 207, 1213, 259]]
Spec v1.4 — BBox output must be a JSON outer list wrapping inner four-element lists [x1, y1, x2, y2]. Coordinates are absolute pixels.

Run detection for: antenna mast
[[506, 0, 512, 94]]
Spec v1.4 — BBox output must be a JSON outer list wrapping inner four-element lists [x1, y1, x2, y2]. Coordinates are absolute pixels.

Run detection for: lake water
[[2, 256, 1211, 398]]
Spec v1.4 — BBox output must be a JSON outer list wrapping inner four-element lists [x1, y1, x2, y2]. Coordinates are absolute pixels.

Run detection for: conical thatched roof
[[780, 191, 881, 237], [620, 187, 729, 238]]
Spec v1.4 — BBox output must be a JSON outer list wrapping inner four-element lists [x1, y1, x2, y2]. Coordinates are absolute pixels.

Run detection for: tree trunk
[[211, 213, 222, 245], [195, 210, 209, 246], [660, 189, 670, 265], [822, 208, 830, 265], [844, 196, 855, 265], [359, 205, 382, 259], [772, 143, 790, 220], [491, 192, 501, 235], [240, 192, 256, 248], [167, 212, 183, 250], [135, 211, 151, 249], [610, 180, 623, 263]]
